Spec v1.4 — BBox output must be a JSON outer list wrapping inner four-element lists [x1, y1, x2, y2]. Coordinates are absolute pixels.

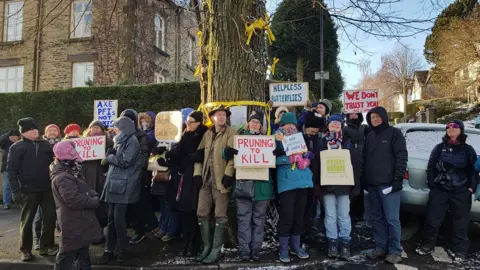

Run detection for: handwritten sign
[[94, 100, 118, 128], [269, 82, 309, 107], [236, 168, 269, 181], [343, 90, 379, 113], [71, 136, 106, 161], [155, 111, 182, 142], [282, 133, 307, 156], [234, 135, 276, 168]]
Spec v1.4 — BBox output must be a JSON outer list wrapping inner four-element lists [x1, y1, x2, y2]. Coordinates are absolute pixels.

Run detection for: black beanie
[[89, 120, 106, 131], [304, 112, 324, 129], [8, 129, 20, 137], [248, 111, 264, 123], [17, 117, 39, 134], [188, 111, 204, 123], [447, 119, 465, 132]]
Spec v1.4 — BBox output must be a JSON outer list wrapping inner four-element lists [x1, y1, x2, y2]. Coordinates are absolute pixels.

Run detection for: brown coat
[[194, 126, 237, 194], [51, 161, 103, 253]]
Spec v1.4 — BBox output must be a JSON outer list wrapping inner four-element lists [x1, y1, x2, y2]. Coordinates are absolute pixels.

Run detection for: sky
[[267, 0, 453, 89]]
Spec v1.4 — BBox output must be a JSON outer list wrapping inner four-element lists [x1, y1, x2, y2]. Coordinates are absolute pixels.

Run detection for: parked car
[[365, 123, 480, 221]]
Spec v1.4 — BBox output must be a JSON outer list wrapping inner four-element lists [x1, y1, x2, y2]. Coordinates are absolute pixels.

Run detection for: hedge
[[406, 96, 468, 118], [0, 82, 201, 132]]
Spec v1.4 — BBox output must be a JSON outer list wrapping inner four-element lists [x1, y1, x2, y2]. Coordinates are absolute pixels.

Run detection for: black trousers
[[54, 245, 91, 270], [421, 188, 472, 254], [278, 189, 308, 237], [131, 184, 158, 235]]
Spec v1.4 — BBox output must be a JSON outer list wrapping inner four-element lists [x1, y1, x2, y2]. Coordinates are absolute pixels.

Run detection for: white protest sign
[[229, 106, 247, 130], [70, 136, 106, 161], [282, 133, 307, 156], [343, 89, 379, 113], [269, 82, 309, 107], [236, 168, 269, 181], [94, 100, 118, 128], [155, 111, 183, 142], [234, 135, 276, 168]]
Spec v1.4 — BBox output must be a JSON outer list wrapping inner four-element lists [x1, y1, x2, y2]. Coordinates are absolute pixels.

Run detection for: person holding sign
[[273, 112, 313, 263], [193, 105, 237, 264], [319, 114, 362, 260], [223, 111, 273, 262]]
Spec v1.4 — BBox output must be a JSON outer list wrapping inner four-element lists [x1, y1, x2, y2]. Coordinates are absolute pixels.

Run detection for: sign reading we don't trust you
[[343, 90, 379, 113], [94, 100, 118, 128], [269, 82, 309, 107]]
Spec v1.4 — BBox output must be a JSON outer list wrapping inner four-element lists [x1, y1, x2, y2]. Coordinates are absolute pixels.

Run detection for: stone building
[[0, 0, 198, 92]]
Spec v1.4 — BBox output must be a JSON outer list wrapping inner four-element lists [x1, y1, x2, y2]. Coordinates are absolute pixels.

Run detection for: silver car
[[380, 123, 480, 221]]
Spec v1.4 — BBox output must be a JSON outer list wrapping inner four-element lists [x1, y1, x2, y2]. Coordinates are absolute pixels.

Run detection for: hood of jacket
[[346, 113, 364, 127], [138, 111, 156, 131], [366, 107, 389, 133], [113, 116, 136, 145], [120, 109, 139, 131]]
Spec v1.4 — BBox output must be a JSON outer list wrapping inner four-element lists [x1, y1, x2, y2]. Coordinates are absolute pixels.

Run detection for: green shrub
[[387, 112, 404, 121], [0, 82, 201, 131], [406, 96, 467, 119]]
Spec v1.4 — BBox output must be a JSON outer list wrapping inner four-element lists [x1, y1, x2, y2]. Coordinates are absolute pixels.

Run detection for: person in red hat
[[64, 124, 81, 140], [43, 124, 62, 146]]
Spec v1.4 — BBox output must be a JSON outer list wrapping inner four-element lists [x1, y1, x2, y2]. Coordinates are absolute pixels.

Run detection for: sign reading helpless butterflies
[[234, 135, 276, 168], [269, 82, 309, 107], [281, 133, 307, 156]]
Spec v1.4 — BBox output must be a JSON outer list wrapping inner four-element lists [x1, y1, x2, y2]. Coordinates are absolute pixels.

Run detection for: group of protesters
[[1, 97, 479, 269]]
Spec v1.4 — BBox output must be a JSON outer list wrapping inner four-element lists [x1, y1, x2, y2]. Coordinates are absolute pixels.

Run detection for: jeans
[[323, 194, 351, 241], [2, 172, 11, 206], [106, 203, 128, 253], [54, 245, 91, 270], [158, 198, 179, 236], [367, 186, 402, 255]]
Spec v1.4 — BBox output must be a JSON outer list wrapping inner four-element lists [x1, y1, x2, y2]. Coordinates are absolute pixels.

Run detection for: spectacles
[[186, 120, 198, 124], [446, 123, 460, 129]]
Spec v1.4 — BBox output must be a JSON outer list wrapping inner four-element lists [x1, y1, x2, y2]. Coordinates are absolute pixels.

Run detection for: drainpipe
[[33, 0, 43, 91], [175, 7, 181, 82]]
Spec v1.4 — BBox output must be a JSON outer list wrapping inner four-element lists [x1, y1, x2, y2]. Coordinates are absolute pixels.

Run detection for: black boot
[[327, 240, 339, 258], [177, 233, 190, 257], [186, 234, 197, 257], [339, 241, 350, 261]]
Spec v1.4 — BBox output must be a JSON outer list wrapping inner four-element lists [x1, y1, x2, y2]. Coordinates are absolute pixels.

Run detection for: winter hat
[[248, 111, 264, 123], [181, 108, 195, 123], [88, 120, 105, 131], [64, 124, 81, 135], [275, 106, 289, 120], [53, 141, 83, 162], [208, 105, 231, 118], [304, 112, 323, 129], [120, 109, 139, 130], [188, 111, 204, 123], [318, 99, 332, 115], [18, 117, 39, 134], [327, 114, 344, 126], [279, 112, 297, 126], [447, 119, 465, 132], [45, 124, 61, 136]]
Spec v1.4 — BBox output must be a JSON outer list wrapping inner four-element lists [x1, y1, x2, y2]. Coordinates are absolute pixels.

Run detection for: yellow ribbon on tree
[[194, 65, 201, 78], [196, 31, 202, 46], [245, 13, 276, 45], [268, 57, 279, 75]]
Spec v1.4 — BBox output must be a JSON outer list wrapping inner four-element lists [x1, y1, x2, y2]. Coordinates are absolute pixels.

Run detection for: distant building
[[454, 43, 480, 103], [411, 70, 438, 101]]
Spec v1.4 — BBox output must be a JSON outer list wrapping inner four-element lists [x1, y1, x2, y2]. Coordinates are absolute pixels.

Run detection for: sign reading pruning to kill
[[234, 136, 276, 168], [71, 136, 106, 161], [269, 82, 309, 107], [155, 111, 182, 142], [94, 100, 118, 128], [343, 89, 379, 113]]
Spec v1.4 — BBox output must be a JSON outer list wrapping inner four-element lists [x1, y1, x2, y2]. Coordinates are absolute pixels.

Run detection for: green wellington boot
[[195, 218, 213, 262], [202, 221, 226, 264]]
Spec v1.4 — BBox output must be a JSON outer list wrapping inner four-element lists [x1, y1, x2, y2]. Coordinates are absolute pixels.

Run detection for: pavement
[[1, 205, 480, 269]]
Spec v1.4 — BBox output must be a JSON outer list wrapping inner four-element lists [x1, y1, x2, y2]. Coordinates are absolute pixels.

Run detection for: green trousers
[[20, 191, 56, 252]]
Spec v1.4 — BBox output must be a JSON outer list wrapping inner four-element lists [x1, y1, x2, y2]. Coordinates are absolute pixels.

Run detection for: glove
[[272, 148, 285, 157], [12, 192, 25, 205], [221, 175, 235, 189], [223, 147, 239, 160], [190, 149, 205, 163], [391, 179, 403, 193], [304, 151, 315, 160], [107, 148, 117, 156], [296, 158, 311, 170], [151, 146, 167, 156], [289, 154, 303, 164], [156, 158, 168, 167], [193, 175, 203, 189]]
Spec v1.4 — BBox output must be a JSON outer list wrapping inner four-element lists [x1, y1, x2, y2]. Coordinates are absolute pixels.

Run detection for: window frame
[[0, 65, 24, 93], [155, 72, 165, 83], [70, 0, 92, 39], [188, 35, 195, 67], [72, 62, 94, 87], [4, 1, 24, 42], [154, 14, 165, 51]]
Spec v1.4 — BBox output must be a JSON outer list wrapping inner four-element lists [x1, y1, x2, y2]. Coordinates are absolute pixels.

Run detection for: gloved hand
[[223, 147, 239, 160], [12, 192, 25, 205], [107, 148, 117, 156], [296, 158, 311, 170], [272, 148, 285, 157], [151, 146, 167, 156], [156, 158, 168, 167], [289, 154, 303, 164], [189, 149, 205, 163], [304, 151, 315, 160], [391, 179, 403, 193], [221, 175, 235, 189], [194, 176, 203, 189]]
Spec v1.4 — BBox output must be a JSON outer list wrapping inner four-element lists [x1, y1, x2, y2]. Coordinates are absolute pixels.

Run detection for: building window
[[72, 62, 94, 87], [188, 35, 195, 67], [155, 72, 165, 83], [71, 0, 92, 38], [4, 1, 24, 42], [154, 14, 165, 51], [0, 66, 24, 93]]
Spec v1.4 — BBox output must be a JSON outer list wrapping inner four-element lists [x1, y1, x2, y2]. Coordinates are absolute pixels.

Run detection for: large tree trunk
[[198, 0, 268, 103]]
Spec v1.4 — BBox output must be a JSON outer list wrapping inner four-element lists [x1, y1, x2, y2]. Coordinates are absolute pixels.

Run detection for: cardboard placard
[[71, 136, 106, 161], [234, 135, 276, 168], [155, 111, 182, 142], [343, 89, 379, 113], [236, 168, 269, 181], [269, 82, 309, 107], [282, 133, 307, 156], [94, 100, 118, 128]]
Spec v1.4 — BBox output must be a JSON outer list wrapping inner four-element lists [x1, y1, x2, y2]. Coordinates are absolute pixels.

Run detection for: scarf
[[324, 131, 343, 149], [59, 160, 83, 178], [46, 138, 61, 146]]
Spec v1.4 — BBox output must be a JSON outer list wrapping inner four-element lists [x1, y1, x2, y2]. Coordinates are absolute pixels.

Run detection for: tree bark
[[198, 0, 268, 103]]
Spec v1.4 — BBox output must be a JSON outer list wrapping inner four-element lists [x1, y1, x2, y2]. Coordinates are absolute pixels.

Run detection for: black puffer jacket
[[304, 134, 322, 187], [0, 131, 14, 173], [427, 140, 478, 192], [7, 137, 54, 193]]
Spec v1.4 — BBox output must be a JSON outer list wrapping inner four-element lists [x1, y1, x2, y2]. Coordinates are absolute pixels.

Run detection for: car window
[[405, 130, 480, 159]]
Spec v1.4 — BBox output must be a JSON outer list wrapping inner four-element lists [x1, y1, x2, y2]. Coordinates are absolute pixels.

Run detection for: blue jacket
[[275, 140, 313, 194]]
